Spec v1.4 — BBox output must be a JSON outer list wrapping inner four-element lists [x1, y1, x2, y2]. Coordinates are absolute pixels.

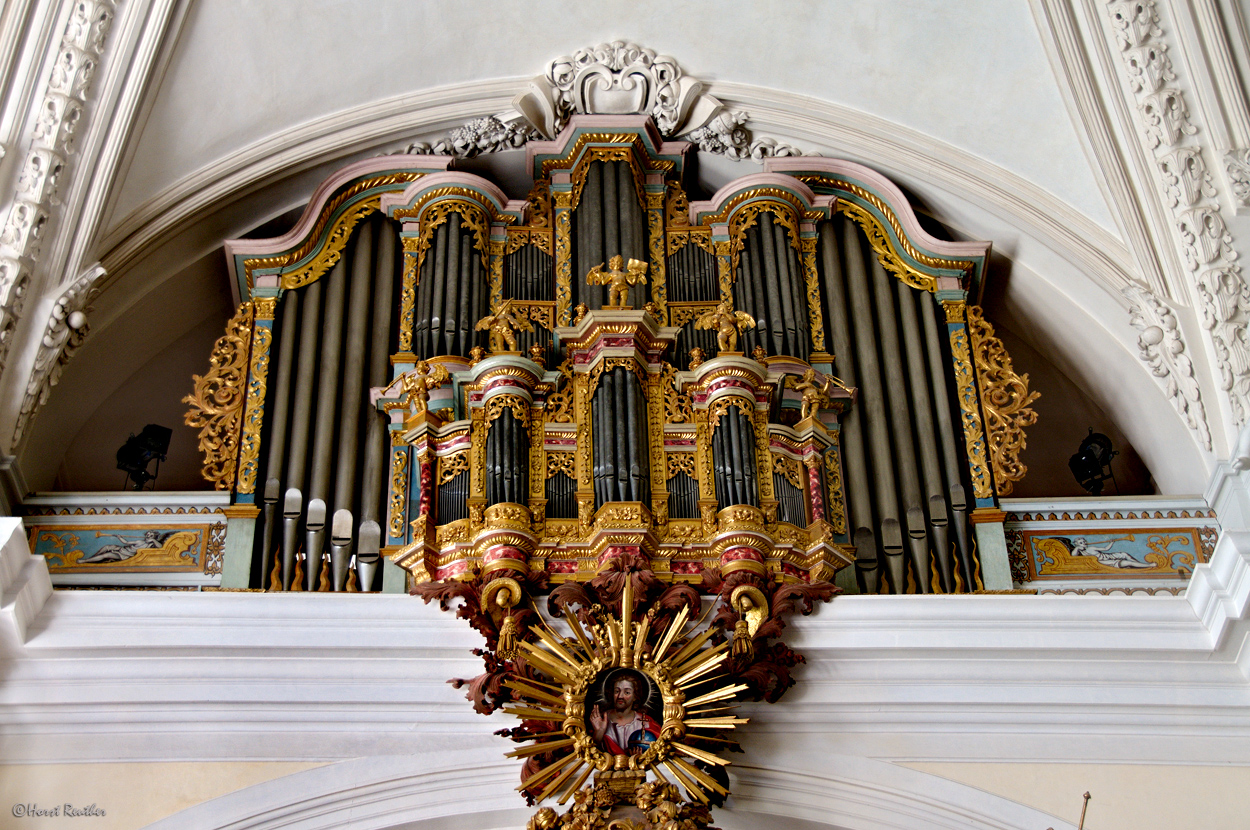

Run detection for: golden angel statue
[[475, 298, 534, 353], [401, 360, 450, 414], [793, 367, 853, 420], [586, 255, 648, 309], [694, 299, 755, 353]]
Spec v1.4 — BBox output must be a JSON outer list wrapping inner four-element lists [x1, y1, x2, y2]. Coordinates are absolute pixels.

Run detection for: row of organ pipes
[[242, 164, 980, 595]]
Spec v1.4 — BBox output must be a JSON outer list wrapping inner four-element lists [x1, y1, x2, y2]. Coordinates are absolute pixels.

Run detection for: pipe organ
[[193, 116, 1037, 596]]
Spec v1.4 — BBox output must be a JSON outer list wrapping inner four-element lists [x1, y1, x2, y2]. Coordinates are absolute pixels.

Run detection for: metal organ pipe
[[259, 287, 299, 588], [305, 256, 348, 590], [818, 220, 878, 592], [841, 218, 906, 590], [358, 216, 396, 591], [869, 256, 930, 593], [281, 276, 323, 590], [897, 280, 955, 593], [922, 295, 975, 589]]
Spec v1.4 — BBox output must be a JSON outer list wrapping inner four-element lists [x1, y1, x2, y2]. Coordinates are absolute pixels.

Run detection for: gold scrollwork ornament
[[184, 301, 255, 490]]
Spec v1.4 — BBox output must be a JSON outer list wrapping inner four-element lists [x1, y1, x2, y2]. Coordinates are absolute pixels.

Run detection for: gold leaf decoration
[[949, 325, 994, 500], [183, 302, 254, 490], [967, 305, 1040, 496]]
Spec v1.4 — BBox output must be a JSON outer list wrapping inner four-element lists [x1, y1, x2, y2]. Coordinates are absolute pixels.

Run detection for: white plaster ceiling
[[105, 0, 1113, 233]]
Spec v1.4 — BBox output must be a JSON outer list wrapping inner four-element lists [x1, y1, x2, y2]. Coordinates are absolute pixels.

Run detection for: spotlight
[[116, 424, 172, 491], [1068, 429, 1118, 496]]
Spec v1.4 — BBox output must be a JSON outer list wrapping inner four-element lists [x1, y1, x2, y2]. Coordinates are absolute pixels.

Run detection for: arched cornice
[[141, 752, 1075, 830], [379, 171, 528, 224], [223, 156, 452, 298]]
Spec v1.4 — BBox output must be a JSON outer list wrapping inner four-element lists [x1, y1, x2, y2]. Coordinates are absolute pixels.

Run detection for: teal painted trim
[[221, 516, 257, 589], [689, 188, 831, 227], [382, 558, 407, 593], [934, 288, 967, 303], [974, 522, 1013, 590]]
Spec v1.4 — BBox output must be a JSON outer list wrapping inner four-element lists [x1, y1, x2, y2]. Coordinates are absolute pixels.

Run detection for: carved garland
[[949, 324, 995, 500], [966, 305, 1040, 496], [183, 301, 254, 490]]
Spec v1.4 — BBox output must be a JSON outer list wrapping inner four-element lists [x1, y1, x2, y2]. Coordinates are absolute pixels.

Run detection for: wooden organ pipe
[[818, 220, 878, 593]]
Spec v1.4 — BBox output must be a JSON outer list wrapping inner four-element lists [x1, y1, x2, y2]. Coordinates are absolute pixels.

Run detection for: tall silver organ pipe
[[414, 214, 487, 359], [711, 404, 758, 510], [255, 216, 401, 591], [592, 367, 650, 508], [818, 220, 878, 593]]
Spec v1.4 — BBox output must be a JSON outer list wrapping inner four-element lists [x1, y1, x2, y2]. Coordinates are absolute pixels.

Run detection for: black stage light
[[116, 424, 172, 490], [1068, 429, 1118, 496]]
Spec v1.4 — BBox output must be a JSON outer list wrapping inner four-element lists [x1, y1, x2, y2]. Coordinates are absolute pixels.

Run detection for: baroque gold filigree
[[966, 305, 1040, 496], [835, 201, 936, 293], [184, 301, 254, 491], [235, 319, 273, 495], [546, 451, 575, 479], [486, 393, 532, 427], [438, 451, 469, 486], [668, 301, 718, 329], [950, 326, 994, 500], [409, 197, 491, 274], [554, 192, 573, 325], [661, 364, 693, 424], [545, 359, 575, 424], [825, 449, 847, 535], [667, 453, 697, 479], [772, 454, 802, 489], [801, 235, 825, 352], [647, 189, 667, 318], [708, 396, 752, 430], [389, 441, 410, 540]]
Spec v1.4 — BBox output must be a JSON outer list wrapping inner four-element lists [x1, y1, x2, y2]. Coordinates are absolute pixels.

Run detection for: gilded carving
[[942, 299, 966, 323], [835, 201, 936, 293], [409, 198, 491, 274], [438, 451, 469, 486], [669, 301, 718, 329], [184, 301, 254, 491], [695, 299, 755, 353], [489, 238, 505, 313], [824, 449, 847, 535], [966, 305, 1040, 496], [661, 364, 693, 424], [667, 453, 697, 479], [708, 397, 752, 431], [476, 298, 535, 353], [399, 236, 420, 352], [772, 454, 803, 489], [526, 179, 552, 229], [389, 441, 410, 540], [724, 201, 801, 273], [486, 393, 532, 427], [236, 317, 273, 495], [546, 451, 575, 479], [801, 235, 825, 352], [545, 359, 575, 424], [647, 189, 667, 317], [949, 326, 994, 500], [554, 193, 573, 325]]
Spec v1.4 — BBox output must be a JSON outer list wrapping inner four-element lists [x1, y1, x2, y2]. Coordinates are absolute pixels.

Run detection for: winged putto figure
[[401, 360, 450, 414], [586, 255, 648, 308], [475, 298, 534, 353], [694, 298, 756, 353]]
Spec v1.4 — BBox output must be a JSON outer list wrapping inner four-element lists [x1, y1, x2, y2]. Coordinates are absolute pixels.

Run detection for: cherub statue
[[401, 359, 450, 414], [688, 347, 705, 369], [474, 298, 533, 353], [794, 368, 830, 420], [694, 298, 755, 353], [586, 255, 648, 309], [572, 303, 588, 325]]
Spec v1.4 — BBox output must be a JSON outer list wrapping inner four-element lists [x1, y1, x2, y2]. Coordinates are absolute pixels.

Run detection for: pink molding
[[525, 114, 691, 169], [224, 155, 453, 288], [765, 157, 991, 261], [687, 172, 836, 223], [378, 171, 527, 220]]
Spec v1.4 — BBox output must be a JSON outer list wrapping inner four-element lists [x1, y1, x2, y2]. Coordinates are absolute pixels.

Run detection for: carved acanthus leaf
[[966, 306, 1040, 496], [183, 302, 255, 490], [1124, 285, 1212, 450]]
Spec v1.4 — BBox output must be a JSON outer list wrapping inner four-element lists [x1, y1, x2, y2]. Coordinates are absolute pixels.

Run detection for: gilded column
[[554, 189, 574, 326], [801, 230, 827, 355], [235, 296, 277, 500], [941, 298, 995, 507], [646, 187, 667, 319]]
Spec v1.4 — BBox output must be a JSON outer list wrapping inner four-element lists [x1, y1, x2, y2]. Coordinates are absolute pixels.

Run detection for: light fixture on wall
[[115, 424, 172, 491], [1068, 429, 1118, 496]]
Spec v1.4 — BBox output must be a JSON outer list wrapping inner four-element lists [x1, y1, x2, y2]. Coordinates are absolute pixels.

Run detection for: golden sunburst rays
[[502, 578, 749, 805]]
